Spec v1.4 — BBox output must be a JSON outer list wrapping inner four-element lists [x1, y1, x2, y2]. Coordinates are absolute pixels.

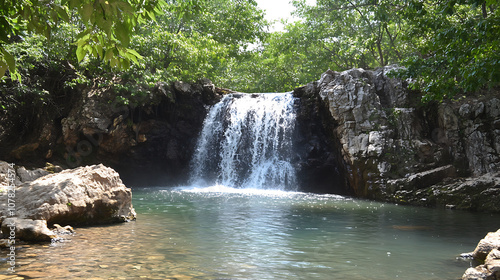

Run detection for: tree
[[0, 0, 167, 81], [292, 0, 407, 70], [396, 0, 500, 101], [221, 22, 329, 92], [123, 0, 268, 87]]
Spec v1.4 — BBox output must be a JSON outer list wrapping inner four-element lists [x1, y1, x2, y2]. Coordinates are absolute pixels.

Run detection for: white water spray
[[190, 92, 298, 190]]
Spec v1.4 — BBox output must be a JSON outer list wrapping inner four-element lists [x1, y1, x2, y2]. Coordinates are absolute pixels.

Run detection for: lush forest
[[1, 0, 499, 104]]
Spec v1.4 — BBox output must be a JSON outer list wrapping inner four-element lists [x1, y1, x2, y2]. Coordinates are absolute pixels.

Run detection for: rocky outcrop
[[463, 229, 500, 280], [0, 164, 136, 226], [297, 66, 500, 211], [392, 172, 500, 212]]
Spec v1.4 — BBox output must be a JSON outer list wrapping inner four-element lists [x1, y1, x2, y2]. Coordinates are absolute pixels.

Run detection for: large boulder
[[0, 164, 136, 226]]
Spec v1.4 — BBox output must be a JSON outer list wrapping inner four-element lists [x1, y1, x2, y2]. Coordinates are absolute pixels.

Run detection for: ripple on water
[[0, 186, 497, 279]]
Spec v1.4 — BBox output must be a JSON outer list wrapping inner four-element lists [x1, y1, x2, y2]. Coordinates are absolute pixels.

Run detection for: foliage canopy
[[1, 0, 499, 101]]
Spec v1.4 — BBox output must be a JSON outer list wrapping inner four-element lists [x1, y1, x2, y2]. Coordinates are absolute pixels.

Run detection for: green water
[[2, 186, 499, 279]]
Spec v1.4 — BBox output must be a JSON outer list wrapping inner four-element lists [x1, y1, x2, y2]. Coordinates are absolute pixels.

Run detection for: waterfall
[[190, 92, 298, 190]]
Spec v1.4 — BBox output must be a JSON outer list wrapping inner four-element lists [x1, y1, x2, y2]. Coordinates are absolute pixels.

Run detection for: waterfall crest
[[190, 92, 298, 190]]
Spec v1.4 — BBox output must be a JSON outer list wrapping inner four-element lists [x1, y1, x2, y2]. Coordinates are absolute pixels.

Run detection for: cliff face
[[1, 79, 221, 186], [304, 67, 500, 211], [293, 83, 351, 195]]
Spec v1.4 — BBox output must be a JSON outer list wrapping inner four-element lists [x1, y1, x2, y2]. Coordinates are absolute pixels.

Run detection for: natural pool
[[1, 186, 499, 279]]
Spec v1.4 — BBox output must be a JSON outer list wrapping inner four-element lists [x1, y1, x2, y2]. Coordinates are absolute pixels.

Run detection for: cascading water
[[190, 92, 298, 190]]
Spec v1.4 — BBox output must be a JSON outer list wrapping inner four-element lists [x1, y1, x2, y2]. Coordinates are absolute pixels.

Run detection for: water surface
[[1, 186, 498, 279]]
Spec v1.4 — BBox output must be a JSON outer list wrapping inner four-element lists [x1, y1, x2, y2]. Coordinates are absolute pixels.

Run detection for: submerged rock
[[0, 164, 136, 226]]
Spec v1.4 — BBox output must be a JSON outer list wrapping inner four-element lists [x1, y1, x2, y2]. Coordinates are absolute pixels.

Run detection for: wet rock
[[391, 172, 500, 211], [387, 165, 457, 191], [55, 79, 219, 186], [0, 164, 136, 226], [463, 265, 491, 280], [1, 218, 56, 242], [293, 81, 350, 194]]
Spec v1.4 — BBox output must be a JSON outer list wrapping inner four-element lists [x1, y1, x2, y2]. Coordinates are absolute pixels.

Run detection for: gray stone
[[309, 66, 500, 206], [460, 103, 472, 118], [51, 224, 75, 235], [487, 98, 500, 118], [462, 266, 491, 280]]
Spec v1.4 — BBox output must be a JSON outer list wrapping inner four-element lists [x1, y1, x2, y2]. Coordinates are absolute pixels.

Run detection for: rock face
[[0, 161, 53, 187], [60, 80, 220, 186], [463, 229, 500, 280], [0, 164, 136, 226], [293, 83, 351, 194], [0, 79, 221, 186], [296, 67, 500, 211]]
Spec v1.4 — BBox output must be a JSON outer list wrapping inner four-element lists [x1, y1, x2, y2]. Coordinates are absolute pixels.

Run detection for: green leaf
[[1, 47, 15, 72], [96, 44, 104, 58], [0, 17, 10, 42], [80, 3, 93, 23], [126, 48, 143, 60], [76, 45, 86, 61], [115, 22, 130, 47], [104, 48, 114, 61], [0, 60, 7, 78], [56, 5, 70, 22]]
